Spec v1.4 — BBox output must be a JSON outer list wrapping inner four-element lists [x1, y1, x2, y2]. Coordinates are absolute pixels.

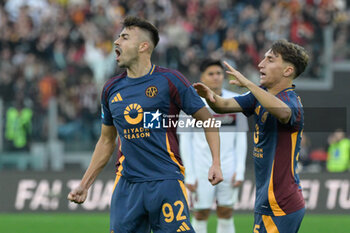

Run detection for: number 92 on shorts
[[110, 176, 195, 233]]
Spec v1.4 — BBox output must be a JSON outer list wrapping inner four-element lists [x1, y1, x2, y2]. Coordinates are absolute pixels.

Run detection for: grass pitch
[[0, 213, 348, 233]]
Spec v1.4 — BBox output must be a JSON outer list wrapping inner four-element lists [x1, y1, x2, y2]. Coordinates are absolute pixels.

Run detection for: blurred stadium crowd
[[0, 0, 350, 150]]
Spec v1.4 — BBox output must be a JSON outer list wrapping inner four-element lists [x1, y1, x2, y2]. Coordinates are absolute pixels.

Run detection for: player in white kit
[[179, 59, 248, 233]]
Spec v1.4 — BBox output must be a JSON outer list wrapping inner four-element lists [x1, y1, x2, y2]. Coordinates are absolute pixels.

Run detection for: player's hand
[[185, 181, 198, 192], [193, 82, 216, 103], [223, 61, 252, 88], [233, 180, 243, 187], [208, 164, 223, 186], [67, 185, 88, 204], [231, 173, 243, 187]]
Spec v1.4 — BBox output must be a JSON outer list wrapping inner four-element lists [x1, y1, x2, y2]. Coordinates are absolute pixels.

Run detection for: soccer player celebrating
[[68, 16, 223, 233], [179, 59, 248, 233], [194, 40, 309, 233]]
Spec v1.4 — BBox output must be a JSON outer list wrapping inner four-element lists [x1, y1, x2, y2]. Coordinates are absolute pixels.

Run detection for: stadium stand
[[0, 0, 349, 170]]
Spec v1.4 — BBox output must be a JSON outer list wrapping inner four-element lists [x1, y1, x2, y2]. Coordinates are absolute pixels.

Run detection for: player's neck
[[127, 59, 152, 78], [267, 79, 293, 95]]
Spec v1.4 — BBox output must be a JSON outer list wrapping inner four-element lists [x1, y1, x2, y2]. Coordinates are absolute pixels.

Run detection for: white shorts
[[190, 177, 239, 210]]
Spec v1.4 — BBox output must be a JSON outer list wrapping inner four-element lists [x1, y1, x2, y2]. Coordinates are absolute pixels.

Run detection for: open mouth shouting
[[115, 47, 122, 61], [259, 70, 266, 79]]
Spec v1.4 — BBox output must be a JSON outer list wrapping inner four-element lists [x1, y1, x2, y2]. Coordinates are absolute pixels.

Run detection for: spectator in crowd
[[298, 133, 327, 173], [5, 97, 33, 150], [327, 129, 350, 172], [0, 0, 347, 145]]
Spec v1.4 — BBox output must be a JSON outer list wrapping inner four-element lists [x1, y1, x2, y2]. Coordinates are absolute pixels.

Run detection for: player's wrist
[[79, 181, 90, 191], [245, 80, 256, 90], [211, 159, 221, 167]]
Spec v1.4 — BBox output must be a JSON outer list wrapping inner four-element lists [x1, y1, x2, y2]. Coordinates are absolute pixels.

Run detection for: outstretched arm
[[223, 61, 291, 123], [192, 107, 223, 186], [193, 83, 242, 114], [68, 124, 118, 204]]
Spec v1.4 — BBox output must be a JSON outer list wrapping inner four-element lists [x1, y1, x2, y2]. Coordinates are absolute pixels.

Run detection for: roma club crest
[[145, 86, 158, 98]]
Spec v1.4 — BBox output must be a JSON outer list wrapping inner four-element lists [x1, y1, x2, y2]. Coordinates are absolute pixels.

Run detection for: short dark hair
[[271, 39, 309, 78], [123, 16, 159, 48], [200, 59, 223, 72]]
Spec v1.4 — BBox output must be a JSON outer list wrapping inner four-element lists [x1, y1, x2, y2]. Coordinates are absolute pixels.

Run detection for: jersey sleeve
[[234, 91, 256, 117], [182, 85, 205, 115], [101, 87, 113, 125], [279, 92, 303, 127], [167, 70, 205, 115], [285, 92, 303, 126]]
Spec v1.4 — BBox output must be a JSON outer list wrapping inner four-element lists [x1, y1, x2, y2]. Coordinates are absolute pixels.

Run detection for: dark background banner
[[0, 171, 349, 214]]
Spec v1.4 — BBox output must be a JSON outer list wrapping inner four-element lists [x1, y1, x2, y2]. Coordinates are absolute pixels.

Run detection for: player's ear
[[139, 41, 150, 53], [283, 65, 294, 78], [200, 73, 205, 82]]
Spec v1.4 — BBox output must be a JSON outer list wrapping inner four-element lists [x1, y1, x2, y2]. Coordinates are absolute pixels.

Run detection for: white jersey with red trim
[[179, 89, 248, 185]]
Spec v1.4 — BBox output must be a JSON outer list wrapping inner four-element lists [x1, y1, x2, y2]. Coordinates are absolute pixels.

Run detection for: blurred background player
[[194, 40, 309, 233], [68, 16, 223, 233], [179, 59, 248, 233]]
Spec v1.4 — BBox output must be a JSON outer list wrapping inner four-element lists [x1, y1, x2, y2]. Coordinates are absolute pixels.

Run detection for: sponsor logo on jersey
[[124, 103, 143, 125], [253, 146, 264, 158], [123, 103, 150, 140]]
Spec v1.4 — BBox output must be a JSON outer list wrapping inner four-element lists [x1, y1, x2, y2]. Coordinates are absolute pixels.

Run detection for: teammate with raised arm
[[194, 40, 309, 233]]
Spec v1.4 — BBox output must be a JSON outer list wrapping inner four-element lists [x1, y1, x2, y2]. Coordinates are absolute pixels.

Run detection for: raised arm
[[192, 107, 223, 186], [223, 61, 291, 124], [68, 124, 118, 204], [193, 82, 242, 114]]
